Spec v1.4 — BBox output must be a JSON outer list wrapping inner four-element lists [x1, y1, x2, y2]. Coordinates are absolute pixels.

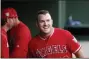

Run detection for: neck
[[40, 27, 54, 39], [14, 19, 20, 26]]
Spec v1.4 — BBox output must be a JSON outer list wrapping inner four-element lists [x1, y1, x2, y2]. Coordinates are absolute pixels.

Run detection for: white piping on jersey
[[73, 45, 81, 54], [39, 28, 54, 40], [72, 36, 81, 53], [73, 36, 78, 43]]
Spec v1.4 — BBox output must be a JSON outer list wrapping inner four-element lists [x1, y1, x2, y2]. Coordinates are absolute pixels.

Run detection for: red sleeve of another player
[[10, 27, 32, 58], [27, 39, 35, 58], [27, 45, 34, 58], [65, 30, 81, 54], [1, 33, 9, 58]]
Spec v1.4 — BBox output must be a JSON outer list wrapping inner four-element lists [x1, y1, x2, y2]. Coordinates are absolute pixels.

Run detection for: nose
[[44, 21, 47, 26]]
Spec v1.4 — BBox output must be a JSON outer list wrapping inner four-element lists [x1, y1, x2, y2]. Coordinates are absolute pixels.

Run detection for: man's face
[[37, 13, 53, 34], [6, 17, 16, 29]]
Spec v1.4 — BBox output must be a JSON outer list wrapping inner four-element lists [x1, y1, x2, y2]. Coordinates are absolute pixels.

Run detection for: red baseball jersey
[[9, 22, 31, 58], [1, 28, 9, 58], [28, 28, 81, 58]]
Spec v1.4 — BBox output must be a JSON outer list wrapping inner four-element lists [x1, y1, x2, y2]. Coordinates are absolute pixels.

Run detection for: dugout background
[[1, 0, 89, 40], [1, 0, 89, 58]]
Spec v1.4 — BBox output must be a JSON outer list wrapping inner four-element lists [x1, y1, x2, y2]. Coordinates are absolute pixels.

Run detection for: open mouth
[[43, 26, 49, 29]]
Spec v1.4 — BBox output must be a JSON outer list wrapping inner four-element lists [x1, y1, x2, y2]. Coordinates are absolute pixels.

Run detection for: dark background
[[2, 0, 89, 40]]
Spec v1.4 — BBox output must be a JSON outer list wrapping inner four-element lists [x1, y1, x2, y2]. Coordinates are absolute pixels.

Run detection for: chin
[[44, 32, 49, 34], [43, 30, 50, 34], [41, 29, 50, 34]]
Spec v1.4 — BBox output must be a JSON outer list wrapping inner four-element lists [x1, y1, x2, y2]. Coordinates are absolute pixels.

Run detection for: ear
[[36, 21, 38, 28], [51, 19, 53, 25]]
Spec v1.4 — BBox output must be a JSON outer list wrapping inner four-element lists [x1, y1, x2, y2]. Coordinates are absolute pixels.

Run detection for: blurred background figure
[[1, 7, 32, 58], [66, 15, 82, 27], [1, 10, 12, 57]]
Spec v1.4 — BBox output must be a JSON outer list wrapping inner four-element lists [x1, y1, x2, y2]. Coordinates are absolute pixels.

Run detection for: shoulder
[[29, 35, 39, 47], [54, 27, 70, 34], [19, 22, 29, 29], [17, 22, 31, 33], [54, 27, 73, 37], [30, 35, 39, 43], [11, 22, 32, 37], [32, 35, 39, 41], [1, 33, 7, 40], [1, 29, 7, 38]]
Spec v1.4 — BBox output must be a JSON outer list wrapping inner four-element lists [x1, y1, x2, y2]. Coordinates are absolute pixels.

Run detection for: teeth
[[44, 27, 48, 29]]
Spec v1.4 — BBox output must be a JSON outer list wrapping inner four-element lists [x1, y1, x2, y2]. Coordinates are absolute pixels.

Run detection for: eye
[[39, 20, 44, 23], [47, 19, 50, 22]]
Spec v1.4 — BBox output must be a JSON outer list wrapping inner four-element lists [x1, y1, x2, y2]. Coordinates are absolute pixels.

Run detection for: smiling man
[[28, 10, 84, 58]]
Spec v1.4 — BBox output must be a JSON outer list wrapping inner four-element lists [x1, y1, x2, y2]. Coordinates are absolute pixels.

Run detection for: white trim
[[39, 36, 45, 40], [73, 45, 81, 54], [72, 36, 78, 43]]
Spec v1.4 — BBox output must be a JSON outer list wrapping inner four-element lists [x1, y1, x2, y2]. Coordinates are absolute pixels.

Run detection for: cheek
[[38, 24, 44, 30], [7, 19, 14, 26], [39, 23, 44, 27], [50, 23, 53, 26], [49, 21, 53, 26]]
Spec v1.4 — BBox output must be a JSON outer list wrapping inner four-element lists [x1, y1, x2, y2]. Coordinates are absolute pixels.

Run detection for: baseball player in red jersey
[[1, 11, 14, 58], [1, 7, 32, 58], [28, 10, 84, 58], [1, 28, 9, 58]]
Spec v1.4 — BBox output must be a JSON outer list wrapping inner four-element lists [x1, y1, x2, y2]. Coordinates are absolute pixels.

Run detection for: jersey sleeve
[[64, 30, 81, 54], [27, 46, 34, 58], [27, 40, 35, 58], [10, 27, 32, 58], [1, 32, 9, 58]]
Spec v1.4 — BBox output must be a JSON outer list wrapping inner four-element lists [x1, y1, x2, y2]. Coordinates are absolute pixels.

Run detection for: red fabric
[[1, 29, 9, 58], [28, 28, 81, 58], [9, 22, 31, 58], [1, 7, 18, 20], [64, 30, 81, 53]]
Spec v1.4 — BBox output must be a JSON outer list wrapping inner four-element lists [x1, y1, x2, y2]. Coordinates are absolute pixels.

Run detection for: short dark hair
[[37, 10, 49, 15], [36, 10, 50, 21]]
